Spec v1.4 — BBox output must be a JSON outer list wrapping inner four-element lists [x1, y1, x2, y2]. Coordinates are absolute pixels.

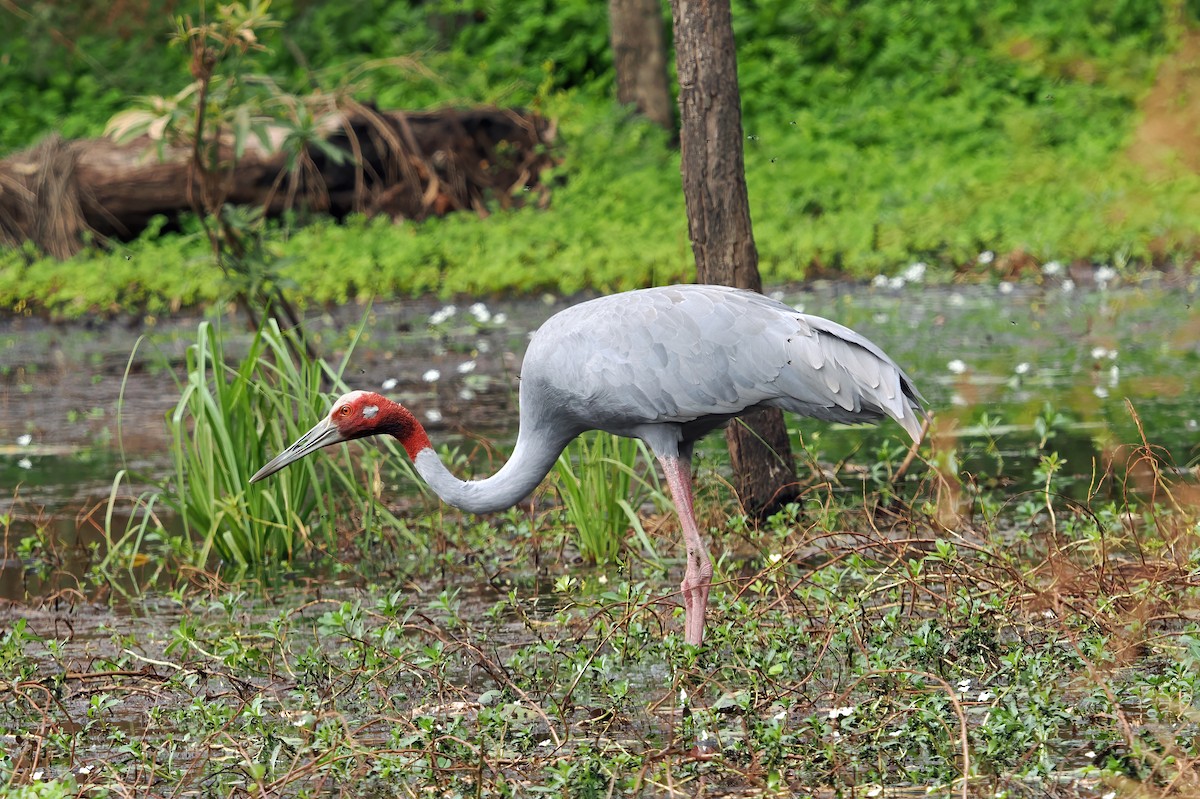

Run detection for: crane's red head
[[249, 390, 431, 483]]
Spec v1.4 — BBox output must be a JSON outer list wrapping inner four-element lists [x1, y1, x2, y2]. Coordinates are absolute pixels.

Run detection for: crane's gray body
[[521, 284, 923, 443], [415, 284, 924, 513]]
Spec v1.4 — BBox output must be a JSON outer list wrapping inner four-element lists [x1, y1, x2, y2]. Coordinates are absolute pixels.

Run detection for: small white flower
[[1107, 349, 1119, 360], [539, 738, 553, 747], [1094, 386, 1109, 399], [1085, 750, 1096, 759], [1186, 419, 1198, 432], [32, 769, 44, 781], [1090, 347, 1108, 360], [429, 305, 457, 325], [1014, 362, 1030, 375], [903, 262, 927, 282], [888, 276, 905, 290], [468, 302, 491, 324], [1042, 260, 1063, 276], [424, 409, 443, 423], [77, 764, 93, 775], [17, 458, 32, 470], [949, 292, 965, 307], [773, 708, 787, 721], [1095, 265, 1117, 285], [768, 552, 783, 564], [978, 690, 995, 702], [456, 360, 476, 374], [867, 786, 883, 798], [957, 678, 972, 692], [1102, 792, 1116, 799], [597, 574, 607, 585], [872, 274, 890, 288], [950, 393, 968, 407], [827, 705, 855, 719], [947, 359, 967, 375], [16, 434, 31, 447], [492, 312, 507, 325], [680, 688, 689, 705], [1062, 279, 1075, 293], [978, 250, 995, 264], [381, 378, 398, 390], [998, 281, 1014, 294], [422, 369, 441, 383], [458, 388, 476, 401]]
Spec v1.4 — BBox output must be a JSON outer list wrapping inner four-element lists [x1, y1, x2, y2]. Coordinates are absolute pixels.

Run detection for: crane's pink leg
[[658, 453, 712, 646]]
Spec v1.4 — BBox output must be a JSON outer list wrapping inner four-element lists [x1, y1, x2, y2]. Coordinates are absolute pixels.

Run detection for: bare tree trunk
[[608, 0, 675, 130], [669, 0, 797, 514]]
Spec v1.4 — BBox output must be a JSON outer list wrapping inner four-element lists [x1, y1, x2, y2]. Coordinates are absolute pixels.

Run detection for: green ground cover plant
[[2, 416, 1198, 796], [2, 0, 1198, 316]]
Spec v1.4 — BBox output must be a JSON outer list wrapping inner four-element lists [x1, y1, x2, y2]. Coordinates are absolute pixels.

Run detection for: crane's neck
[[381, 401, 569, 514]]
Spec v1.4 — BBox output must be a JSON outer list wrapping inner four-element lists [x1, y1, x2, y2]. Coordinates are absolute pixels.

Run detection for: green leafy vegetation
[[2, 0, 1199, 316], [3, 415, 1200, 794]]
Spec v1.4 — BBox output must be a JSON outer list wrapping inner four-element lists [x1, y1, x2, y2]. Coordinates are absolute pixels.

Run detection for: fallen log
[[0, 106, 557, 259]]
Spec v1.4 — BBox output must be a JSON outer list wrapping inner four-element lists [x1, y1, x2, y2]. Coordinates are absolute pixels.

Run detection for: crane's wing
[[522, 285, 925, 442]]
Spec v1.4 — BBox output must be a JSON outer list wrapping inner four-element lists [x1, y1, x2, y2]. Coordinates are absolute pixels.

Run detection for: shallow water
[[1, 276, 1198, 585]]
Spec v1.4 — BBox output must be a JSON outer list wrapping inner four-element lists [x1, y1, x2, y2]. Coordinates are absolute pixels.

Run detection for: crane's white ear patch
[[363, 405, 379, 419]]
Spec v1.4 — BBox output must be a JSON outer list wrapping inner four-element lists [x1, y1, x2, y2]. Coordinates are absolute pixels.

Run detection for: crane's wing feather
[[521, 285, 925, 442]]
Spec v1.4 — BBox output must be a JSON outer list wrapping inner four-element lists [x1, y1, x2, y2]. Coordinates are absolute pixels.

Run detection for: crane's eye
[[339, 405, 352, 417]]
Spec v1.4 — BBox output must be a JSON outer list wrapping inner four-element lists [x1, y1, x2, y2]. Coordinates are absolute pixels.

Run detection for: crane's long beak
[[250, 417, 347, 483]]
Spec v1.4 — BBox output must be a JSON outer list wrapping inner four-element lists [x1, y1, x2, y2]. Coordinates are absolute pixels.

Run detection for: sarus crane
[[251, 284, 926, 645]]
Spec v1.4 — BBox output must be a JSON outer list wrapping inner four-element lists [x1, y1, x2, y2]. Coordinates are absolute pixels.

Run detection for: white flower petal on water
[[424, 409, 443, 423], [468, 302, 491, 324], [429, 305, 457, 325], [492, 312, 507, 325], [381, 378, 398, 390], [456, 360, 476, 374], [1042, 260, 1063, 276], [872, 274, 890, 288], [903, 262, 927, 282], [422, 369, 441, 383], [17, 458, 32, 470], [947, 359, 967, 374], [998, 281, 1014, 294], [17, 434, 32, 447]]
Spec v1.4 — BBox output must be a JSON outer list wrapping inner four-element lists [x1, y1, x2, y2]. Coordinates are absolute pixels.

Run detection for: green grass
[[158, 317, 412, 570], [553, 431, 665, 565]]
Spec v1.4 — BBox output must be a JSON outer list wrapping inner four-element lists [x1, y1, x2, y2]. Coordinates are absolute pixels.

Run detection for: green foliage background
[[2, 0, 1198, 316]]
